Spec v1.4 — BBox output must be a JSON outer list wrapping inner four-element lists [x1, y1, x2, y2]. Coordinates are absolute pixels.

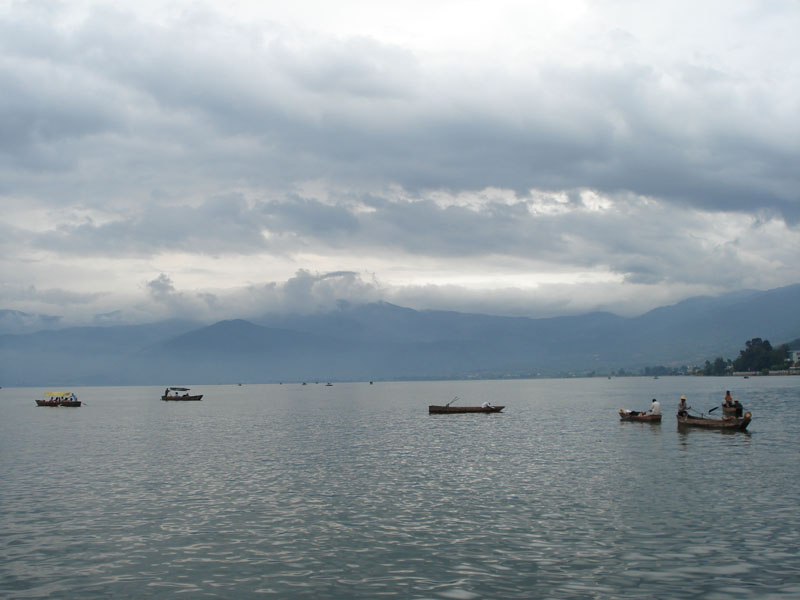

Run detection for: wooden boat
[[161, 393, 203, 401], [35, 392, 81, 407], [429, 405, 504, 414], [35, 398, 61, 407], [618, 409, 661, 422], [677, 412, 751, 431], [161, 387, 203, 401]]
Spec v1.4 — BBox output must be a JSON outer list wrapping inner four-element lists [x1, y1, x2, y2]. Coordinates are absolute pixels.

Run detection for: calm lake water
[[1, 377, 799, 599]]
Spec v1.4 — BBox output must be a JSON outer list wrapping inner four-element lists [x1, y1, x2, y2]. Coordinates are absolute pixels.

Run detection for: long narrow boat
[[677, 412, 751, 431], [35, 392, 81, 407], [161, 387, 203, 401], [619, 409, 661, 422], [429, 405, 504, 414]]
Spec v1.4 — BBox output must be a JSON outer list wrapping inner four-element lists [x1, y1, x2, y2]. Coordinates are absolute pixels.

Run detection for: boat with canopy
[[35, 392, 81, 407], [161, 387, 203, 401]]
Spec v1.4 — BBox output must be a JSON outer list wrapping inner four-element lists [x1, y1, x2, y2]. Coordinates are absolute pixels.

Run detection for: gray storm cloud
[[0, 1, 798, 325], [2, 2, 797, 220]]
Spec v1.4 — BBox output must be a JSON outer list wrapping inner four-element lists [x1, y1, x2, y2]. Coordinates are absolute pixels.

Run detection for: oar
[[446, 396, 460, 407], [689, 406, 718, 418]]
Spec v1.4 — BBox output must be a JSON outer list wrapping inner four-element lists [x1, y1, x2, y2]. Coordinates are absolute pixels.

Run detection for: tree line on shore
[[643, 337, 795, 377]]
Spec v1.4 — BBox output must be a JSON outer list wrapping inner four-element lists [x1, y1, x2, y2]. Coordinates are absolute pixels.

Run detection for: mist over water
[[2, 377, 799, 599]]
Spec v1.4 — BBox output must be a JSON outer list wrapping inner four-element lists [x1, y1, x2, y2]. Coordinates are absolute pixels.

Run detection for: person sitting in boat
[[620, 408, 643, 416], [731, 399, 743, 417], [481, 401, 493, 409], [677, 395, 690, 417], [648, 398, 661, 415]]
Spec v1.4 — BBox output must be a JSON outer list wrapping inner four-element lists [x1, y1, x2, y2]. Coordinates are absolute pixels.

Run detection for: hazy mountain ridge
[[1, 285, 798, 386], [0, 309, 62, 335]]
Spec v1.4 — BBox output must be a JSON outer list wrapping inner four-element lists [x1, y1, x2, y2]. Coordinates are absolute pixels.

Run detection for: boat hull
[[161, 395, 203, 401], [619, 410, 661, 422], [677, 412, 751, 431], [428, 405, 504, 414], [35, 399, 81, 407]]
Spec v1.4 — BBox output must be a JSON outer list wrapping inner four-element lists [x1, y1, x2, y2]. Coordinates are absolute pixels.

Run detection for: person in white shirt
[[649, 398, 661, 415]]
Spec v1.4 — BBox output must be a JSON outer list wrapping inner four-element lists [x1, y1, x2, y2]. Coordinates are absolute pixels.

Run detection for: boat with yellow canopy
[[35, 392, 81, 407]]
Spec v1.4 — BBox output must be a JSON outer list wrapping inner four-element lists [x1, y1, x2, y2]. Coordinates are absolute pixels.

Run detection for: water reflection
[[677, 422, 753, 452]]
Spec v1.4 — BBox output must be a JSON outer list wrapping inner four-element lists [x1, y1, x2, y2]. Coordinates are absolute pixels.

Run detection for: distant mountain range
[[1, 284, 799, 386], [0, 309, 62, 335]]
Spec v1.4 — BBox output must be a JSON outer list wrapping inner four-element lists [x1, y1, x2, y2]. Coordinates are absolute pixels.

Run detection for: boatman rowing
[[677, 395, 690, 417]]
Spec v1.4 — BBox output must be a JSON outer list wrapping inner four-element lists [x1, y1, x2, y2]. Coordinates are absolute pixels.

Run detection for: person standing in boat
[[648, 398, 661, 415], [724, 390, 733, 407], [677, 395, 690, 417]]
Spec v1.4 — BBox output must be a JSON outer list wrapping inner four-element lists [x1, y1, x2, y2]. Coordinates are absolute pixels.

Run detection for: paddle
[[446, 396, 460, 407], [687, 406, 719, 418], [686, 407, 707, 418]]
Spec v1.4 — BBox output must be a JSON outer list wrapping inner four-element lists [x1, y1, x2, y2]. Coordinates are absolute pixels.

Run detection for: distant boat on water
[[428, 396, 504, 414], [35, 392, 81, 407], [429, 404, 504, 414], [161, 387, 203, 401]]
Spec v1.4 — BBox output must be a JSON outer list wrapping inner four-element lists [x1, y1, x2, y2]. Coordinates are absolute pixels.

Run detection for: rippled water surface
[[2, 377, 799, 598]]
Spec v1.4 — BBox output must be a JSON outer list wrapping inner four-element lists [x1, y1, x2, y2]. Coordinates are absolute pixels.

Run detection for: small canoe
[[677, 412, 751, 431], [428, 405, 504, 414], [619, 409, 661, 422]]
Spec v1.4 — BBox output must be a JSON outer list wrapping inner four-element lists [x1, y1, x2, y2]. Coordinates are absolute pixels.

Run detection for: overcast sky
[[1, 0, 798, 327]]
